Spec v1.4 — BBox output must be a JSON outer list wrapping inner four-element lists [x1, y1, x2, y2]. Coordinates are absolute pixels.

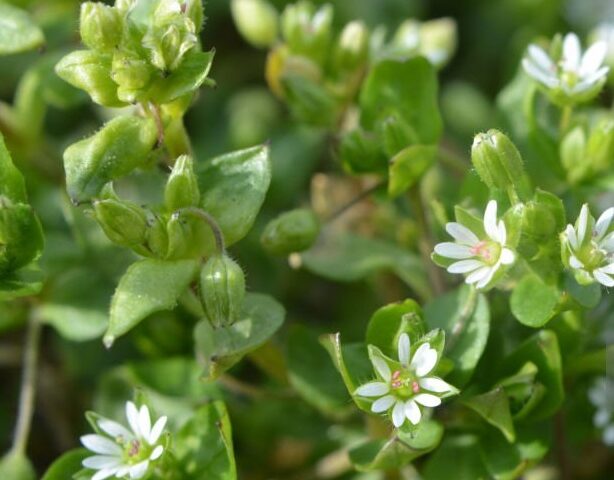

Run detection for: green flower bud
[[261, 208, 320, 255], [199, 254, 246, 328], [334, 21, 369, 70], [471, 129, 528, 198], [80, 2, 122, 51], [560, 126, 587, 183], [165, 155, 200, 211], [586, 117, 614, 173], [185, 0, 205, 34], [93, 198, 148, 247], [0, 198, 44, 275], [145, 214, 169, 258], [111, 50, 154, 103], [281, 2, 333, 65], [231, 0, 279, 49], [115, 0, 135, 13], [418, 18, 457, 68]]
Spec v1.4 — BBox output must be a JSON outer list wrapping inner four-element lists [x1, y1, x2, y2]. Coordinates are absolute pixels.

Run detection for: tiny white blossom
[[355, 333, 456, 428], [522, 32, 610, 104], [562, 204, 614, 287], [81, 401, 167, 480], [589, 377, 614, 446], [433, 200, 515, 289]]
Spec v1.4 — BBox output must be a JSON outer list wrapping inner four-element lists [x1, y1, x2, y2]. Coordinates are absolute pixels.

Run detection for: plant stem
[[325, 180, 385, 223], [408, 186, 445, 296], [446, 286, 478, 352], [175, 207, 226, 254], [559, 105, 573, 135], [11, 314, 42, 456]]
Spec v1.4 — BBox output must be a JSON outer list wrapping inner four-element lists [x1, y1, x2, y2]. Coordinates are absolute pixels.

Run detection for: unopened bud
[[144, 23, 198, 72], [199, 254, 246, 328], [281, 2, 333, 65], [165, 155, 200, 211], [231, 0, 279, 49], [471, 130, 527, 197], [93, 198, 148, 247], [586, 117, 614, 173], [419, 18, 457, 68], [80, 2, 122, 51], [261, 208, 320, 255], [111, 51, 153, 102], [335, 21, 369, 70]]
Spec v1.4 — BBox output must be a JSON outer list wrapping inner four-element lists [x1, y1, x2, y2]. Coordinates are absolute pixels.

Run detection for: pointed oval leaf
[[0, 3, 44, 55]]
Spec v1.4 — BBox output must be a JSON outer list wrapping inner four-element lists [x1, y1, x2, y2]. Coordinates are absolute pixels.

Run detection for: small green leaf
[[564, 274, 601, 308], [0, 3, 44, 55], [149, 49, 215, 104], [301, 233, 430, 301], [422, 434, 490, 480], [282, 75, 338, 127], [287, 325, 352, 417], [510, 274, 560, 328], [0, 268, 43, 301], [104, 259, 199, 346], [339, 128, 387, 174], [365, 299, 424, 358], [0, 133, 27, 202], [55, 50, 123, 107], [424, 285, 490, 386], [174, 402, 236, 479], [463, 387, 516, 442], [41, 449, 89, 480], [0, 452, 36, 480], [63, 115, 157, 202], [0, 204, 45, 275], [196, 145, 271, 250], [388, 144, 436, 197], [194, 293, 285, 379], [349, 420, 444, 471], [361, 57, 442, 144]]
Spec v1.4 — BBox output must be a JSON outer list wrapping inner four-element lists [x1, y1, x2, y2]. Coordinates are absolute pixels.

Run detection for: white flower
[[588, 377, 614, 446], [522, 32, 610, 103], [562, 204, 614, 287], [591, 23, 614, 68], [433, 200, 515, 289], [81, 401, 167, 480], [355, 333, 456, 428]]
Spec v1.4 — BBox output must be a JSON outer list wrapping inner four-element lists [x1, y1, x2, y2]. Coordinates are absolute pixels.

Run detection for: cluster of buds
[[56, 0, 209, 106]]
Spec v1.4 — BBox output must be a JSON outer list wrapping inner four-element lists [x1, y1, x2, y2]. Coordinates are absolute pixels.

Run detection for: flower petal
[[97, 419, 132, 440], [562, 33, 581, 71], [497, 220, 507, 245], [577, 204, 590, 245], [414, 393, 442, 407], [594, 207, 614, 242], [355, 382, 390, 397], [476, 264, 497, 289], [419, 377, 453, 393], [593, 270, 614, 287], [569, 255, 584, 269], [404, 400, 422, 425], [138, 405, 151, 440], [392, 401, 406, 428], [434, 242, 473, 259], [398, 333, 410, 366], [465, 266, 492, 285], [483, 201, 500, 243], [150, 445, 164, 461], [522, 58, 558, 87], [126, 401, 141, 438], [83, 455, 122, 470], [528, 45, 555, 72], [371, 395, 396, 413], [598, 263, 614, 274], [572, 66, 609, 93], [580, 41, 607, 76], [565, 224, 578, 250], [148, 416, 167, 445], [81, 435, 122, 455], [371, 354, 392, 381], [445, 222, 479, 246], [499, 248, 515, 265], [411, 344, 437, 377], [129, 460, 149, 479], [447, 259, 484, 274], [92, 469, 119, 480]]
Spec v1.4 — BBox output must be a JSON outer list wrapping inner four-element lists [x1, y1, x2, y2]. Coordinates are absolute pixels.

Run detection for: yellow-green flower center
[[390, 369, 420, 400], [470, 240, 501, 266]]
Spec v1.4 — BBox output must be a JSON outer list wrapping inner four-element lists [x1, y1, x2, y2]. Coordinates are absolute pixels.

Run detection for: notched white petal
[[419, 377, 453, 393], [392, 401, 406, 428], [405, 400, 422, 425], [371, 354, 392, 381], [411, 344, 438, 377], [483, 201, 500, 242], [447, 259, 484, 274], [81, 434, 122, 455], [371, 395, 396, 413], [355, 382, 390, 397], [414, 393, 442, 407], [398, 333, 410, 366], [445, 222, 479, 246], [434, 242, 473, 259]]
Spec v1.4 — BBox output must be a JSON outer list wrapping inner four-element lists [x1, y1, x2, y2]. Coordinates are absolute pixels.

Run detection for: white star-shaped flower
[[81, 401, 167, 480], [562, 204, 614, 287], [522, 32, 610, 104], [355, 333, 457, 428], [433, 200, 515, 289]]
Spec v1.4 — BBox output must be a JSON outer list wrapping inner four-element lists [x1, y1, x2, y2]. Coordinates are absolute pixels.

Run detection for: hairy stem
[[174, 207, 226, 254], [11, 314, 42, 455], [559, 105, 573, 135]]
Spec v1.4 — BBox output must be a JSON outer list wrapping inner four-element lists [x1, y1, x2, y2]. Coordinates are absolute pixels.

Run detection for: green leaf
[[0, 268, 43, 300], [287, 325, 352, 417], [361, 57, 442, 144], [55, 50, 124, 107], [174, 402, 236, 479], [320, 334, 373, 412], [104, 259, 199, 347], [196, 145, 271, 250], [0, 3, 44, 55], [149, 49, 215, 104], [365, 299, 424, 358], [339, 128, 387, 174], [0, 204, 45, 275], [349, 420, 444, 471], [63, 115, 158, 202], [0, 452, 36, 480], [510, 274, 560, 328], [463, 387, 516, 442], [41, 449, 89, 480], [422, 434, 490, 480], [194, 293, 285, 379], [37, 268, 113, 341], [300, 233, 430, 301], [282, 75, 338, 127], [564, 274, 601, 309], [0, 133, 27, 202], [388, 144, 437, 197], [500, 330, 563, 421], [424, 285, 490, 386]]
